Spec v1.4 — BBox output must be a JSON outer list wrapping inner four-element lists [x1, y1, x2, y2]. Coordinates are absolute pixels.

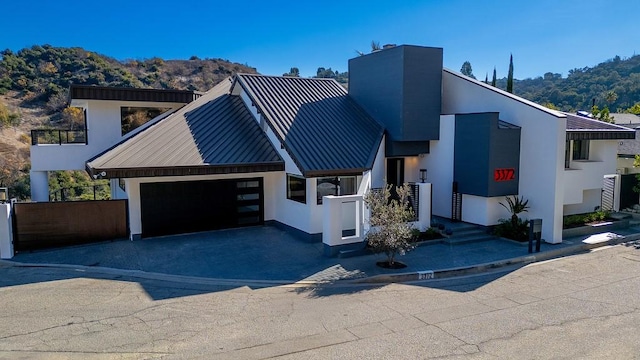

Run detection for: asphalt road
[[0, 242, 639, 359]]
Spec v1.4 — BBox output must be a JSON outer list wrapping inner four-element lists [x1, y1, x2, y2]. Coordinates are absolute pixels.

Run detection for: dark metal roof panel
[[87, 79, 284, 178], [70, 84, 201, 103], [235, 74, 384, 177]]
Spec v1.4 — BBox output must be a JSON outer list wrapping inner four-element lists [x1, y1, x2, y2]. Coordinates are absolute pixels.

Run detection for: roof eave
[[566, 131, 636, 140], [86, 162, 285, 179], [302, 168, 369, 178]]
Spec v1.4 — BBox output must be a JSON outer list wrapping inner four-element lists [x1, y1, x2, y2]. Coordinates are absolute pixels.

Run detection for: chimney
[[348, 45, 443, 156]]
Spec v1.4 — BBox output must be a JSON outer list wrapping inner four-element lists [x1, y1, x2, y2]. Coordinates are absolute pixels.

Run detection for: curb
[[352, 233, 639, 284], [2, 234, 638, 288]]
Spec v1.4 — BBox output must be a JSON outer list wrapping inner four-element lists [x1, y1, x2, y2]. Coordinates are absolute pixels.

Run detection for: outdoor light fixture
[[0, 187, 7, 203], [419, 169, 427, 183]]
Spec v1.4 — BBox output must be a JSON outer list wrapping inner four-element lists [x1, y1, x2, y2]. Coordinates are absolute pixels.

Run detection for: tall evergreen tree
[[507, 54, 514, 93], [484, 73, 488, 84], [491, 67, 497, 87], [460, 61, 476, 79]]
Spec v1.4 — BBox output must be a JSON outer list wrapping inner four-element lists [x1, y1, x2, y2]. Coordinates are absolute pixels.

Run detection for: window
[[316, 176, 358, 204], [121, 107, 171, 136], [287, 174, 306, 203], [118, 178, 126, 191], [572, 140, 589, 160]]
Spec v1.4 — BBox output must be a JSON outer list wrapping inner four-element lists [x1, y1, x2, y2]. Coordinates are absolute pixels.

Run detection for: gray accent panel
[[454, 113, 521, 197], [385, 138, 430, 157], [348, 45, 443, 142]]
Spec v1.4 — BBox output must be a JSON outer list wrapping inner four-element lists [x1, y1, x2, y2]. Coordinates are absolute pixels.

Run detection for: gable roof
[[86, 79, 284, 178], [565, 114, 635, 140], [612, 113, 640, 127], [233, 74, 384, 177]]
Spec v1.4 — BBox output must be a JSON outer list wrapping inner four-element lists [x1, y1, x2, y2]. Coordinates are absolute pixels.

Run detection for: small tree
[[507, 54, 514, 93], [491, 67, 497, 87], [364, 183, 415, 267], [500, 195, 530, 228]]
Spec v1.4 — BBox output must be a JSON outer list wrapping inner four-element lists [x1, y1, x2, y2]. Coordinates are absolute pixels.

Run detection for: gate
[[452, 181, 462, 221], [620, 174, 639, 210], [12, 200, 128, 252], [601, 176, 616, 212]]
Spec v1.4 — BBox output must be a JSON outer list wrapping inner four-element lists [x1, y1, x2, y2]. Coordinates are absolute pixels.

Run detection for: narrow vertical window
[[287, 174, 306, 203]]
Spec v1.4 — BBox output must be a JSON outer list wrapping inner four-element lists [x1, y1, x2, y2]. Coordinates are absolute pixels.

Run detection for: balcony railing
[[31, 129, 87, 145]]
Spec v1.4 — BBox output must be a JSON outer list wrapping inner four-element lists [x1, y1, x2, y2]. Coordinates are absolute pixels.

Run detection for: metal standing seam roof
[[234, 74, 384, 177], [86, 78, 284, 178], [565, 114, 636, 140]]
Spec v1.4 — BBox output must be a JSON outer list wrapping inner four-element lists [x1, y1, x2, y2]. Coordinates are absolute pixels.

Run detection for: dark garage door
[[140, 178, 264, 238]]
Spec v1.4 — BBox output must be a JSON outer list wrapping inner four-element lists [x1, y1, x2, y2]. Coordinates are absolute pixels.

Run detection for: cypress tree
[[507, 54, 514, 93], [491, 67, 497, 87], [484, 73, 488, 84]]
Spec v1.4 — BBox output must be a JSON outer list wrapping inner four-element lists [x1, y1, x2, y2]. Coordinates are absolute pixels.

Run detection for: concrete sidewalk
[[6, 224, 640, 285]]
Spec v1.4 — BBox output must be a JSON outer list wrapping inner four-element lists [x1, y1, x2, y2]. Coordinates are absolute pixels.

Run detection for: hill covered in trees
[[495, 54, 640, 113], [0, 44, 257, 199], [0, 44, 257, 114]]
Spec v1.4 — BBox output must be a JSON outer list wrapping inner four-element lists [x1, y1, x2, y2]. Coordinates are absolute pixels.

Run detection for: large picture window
[[287, 174, 306, 203], [121, 107, 171, 136], [317, 176, 358, 204]]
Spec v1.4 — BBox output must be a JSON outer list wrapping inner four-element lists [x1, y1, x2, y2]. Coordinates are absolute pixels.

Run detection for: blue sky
[[3, 0, 639, 80]]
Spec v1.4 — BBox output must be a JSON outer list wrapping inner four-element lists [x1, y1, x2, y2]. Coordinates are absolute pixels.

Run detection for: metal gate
[[452, 181, 462, 221], [12, 200, 128, 252], [601, 176, 616, 212]]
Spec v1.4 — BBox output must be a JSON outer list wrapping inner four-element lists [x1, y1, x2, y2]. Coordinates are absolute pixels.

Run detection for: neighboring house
[[30, 45, 635, 250], [613, 113, 640, 209]]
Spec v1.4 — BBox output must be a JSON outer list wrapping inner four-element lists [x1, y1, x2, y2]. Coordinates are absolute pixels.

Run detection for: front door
[[386, 158, 405, 186]]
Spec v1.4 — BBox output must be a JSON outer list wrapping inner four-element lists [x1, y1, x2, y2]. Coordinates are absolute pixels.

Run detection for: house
[[30, 45, 635, 253], [613, 113, 640, 209]]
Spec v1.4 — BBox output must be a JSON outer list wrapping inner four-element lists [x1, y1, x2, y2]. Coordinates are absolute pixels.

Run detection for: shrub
[[494, 217, 529, 241]]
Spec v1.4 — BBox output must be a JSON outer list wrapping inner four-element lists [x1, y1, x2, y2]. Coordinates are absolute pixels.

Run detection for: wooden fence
[[13, 200, 128, 252]]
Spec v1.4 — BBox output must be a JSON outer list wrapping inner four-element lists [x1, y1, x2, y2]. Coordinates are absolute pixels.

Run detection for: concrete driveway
[[11, 223, 631, 283]]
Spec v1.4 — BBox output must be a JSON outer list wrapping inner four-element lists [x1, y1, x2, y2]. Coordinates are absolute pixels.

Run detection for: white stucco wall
[[563, 140, 619, 213], [442, 70, 566, 243], [461, 195, 509, 226], [418, 115, 456, 219], [31, 100, 184, 172]]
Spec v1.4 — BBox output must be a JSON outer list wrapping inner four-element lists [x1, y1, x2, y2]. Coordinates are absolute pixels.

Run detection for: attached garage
[[140, 178, 264, 238]]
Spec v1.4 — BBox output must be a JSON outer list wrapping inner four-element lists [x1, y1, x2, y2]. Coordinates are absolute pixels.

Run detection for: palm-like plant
[[500, 195, 530, 227]]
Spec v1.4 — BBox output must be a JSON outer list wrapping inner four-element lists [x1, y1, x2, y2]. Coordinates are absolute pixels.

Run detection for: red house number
[[494, 168, 515, 182]]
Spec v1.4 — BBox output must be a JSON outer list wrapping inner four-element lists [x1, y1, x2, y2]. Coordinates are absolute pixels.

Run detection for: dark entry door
[[140, 178, 263, 238], [387, 158, 405, 186]]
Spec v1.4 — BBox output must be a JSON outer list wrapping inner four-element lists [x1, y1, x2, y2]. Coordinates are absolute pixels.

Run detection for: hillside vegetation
[[0, 44, 257, 199], [494, 55, 640, 112]]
